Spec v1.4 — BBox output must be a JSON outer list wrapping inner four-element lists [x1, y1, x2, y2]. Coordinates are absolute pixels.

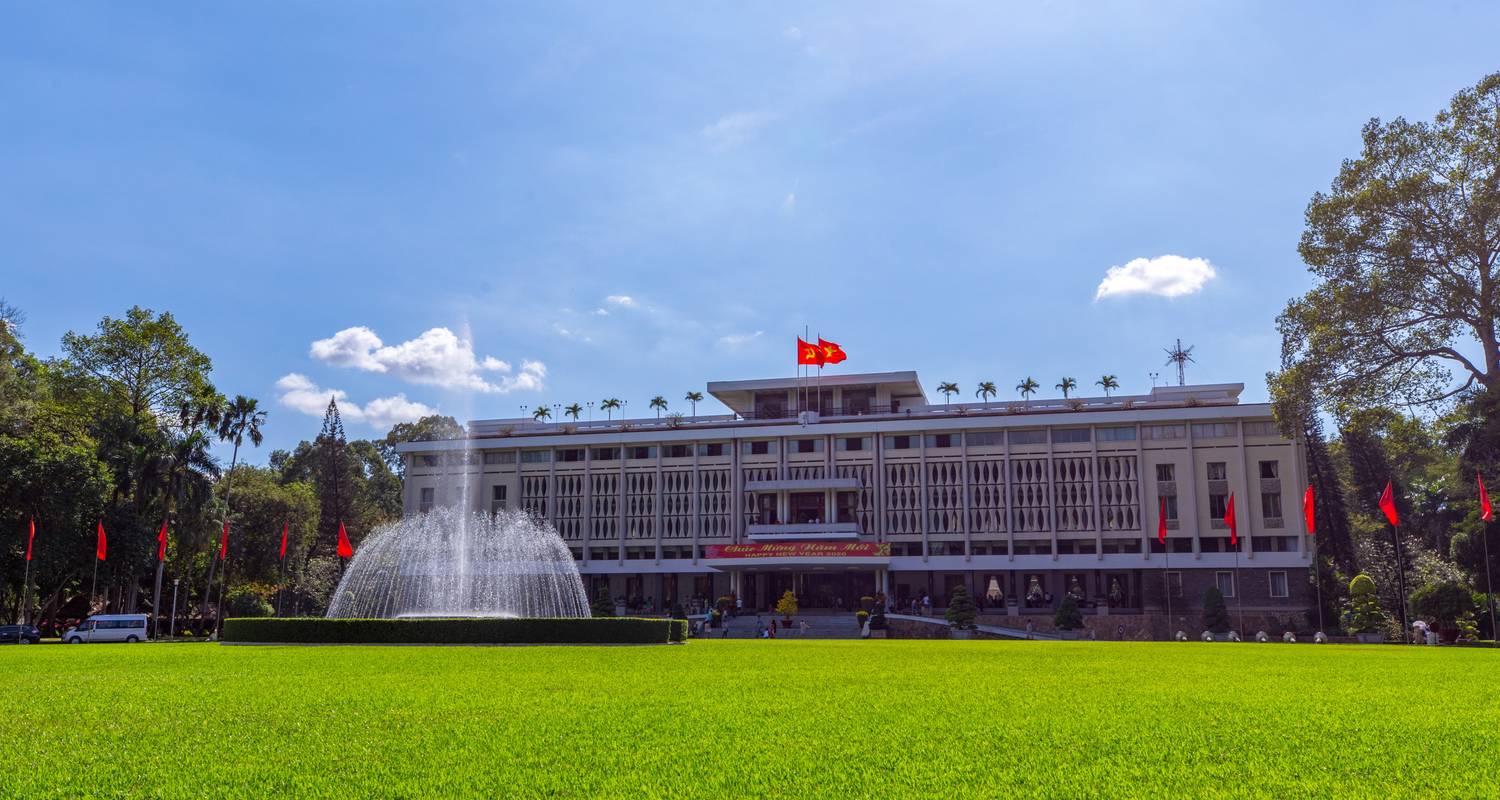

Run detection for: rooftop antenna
[[1164, 339, 1195, 386]]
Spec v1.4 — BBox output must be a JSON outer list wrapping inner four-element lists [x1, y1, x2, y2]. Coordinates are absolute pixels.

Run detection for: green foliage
[[1409, 580, 1475, 627], [590, 590, 615, 617], [869, 607, 887, 630], [221, 617, 685, 644], [1054, 594, 1083, 631], [945, 585, 977, 630], [774, 590, 798, 618], [1202, 587, 1230, 633], [379, 415, 464, 475], [224, 587, 273, 618], [1342, 574, 1388, 634]]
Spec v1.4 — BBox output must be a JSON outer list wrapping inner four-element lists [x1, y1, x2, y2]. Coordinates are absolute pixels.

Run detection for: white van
[[63, 614, 149, 644]]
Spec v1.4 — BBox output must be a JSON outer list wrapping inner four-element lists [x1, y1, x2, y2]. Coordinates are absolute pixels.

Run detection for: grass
[[2, 641, 1496, 798]]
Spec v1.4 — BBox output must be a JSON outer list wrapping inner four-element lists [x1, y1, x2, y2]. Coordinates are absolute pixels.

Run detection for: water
[[326, 506, 590, 619]]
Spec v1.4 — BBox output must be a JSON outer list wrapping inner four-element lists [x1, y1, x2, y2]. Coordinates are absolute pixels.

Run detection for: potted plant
[[1342, 573, 1388, 643], [1409, 580, 1476, 644], [774, 590, 798, 627], [869, 607, 888, 638], [1054, 594, 1083, 639], [855, 610, 869, 633], [1203, 587, 1231, 640], [946, 585, 978, 639]]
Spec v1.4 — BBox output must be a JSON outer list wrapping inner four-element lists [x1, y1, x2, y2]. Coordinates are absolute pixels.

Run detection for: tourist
[[768, 620, 776, 638], [921, 594, 931, 616], [799, 620, 810, 637]]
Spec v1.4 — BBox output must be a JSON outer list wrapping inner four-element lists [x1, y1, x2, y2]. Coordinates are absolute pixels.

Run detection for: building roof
[[707, 370, 926, 416]]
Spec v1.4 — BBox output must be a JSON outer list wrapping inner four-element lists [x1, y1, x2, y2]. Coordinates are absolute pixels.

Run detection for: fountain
[[326, 505, 590, 619]]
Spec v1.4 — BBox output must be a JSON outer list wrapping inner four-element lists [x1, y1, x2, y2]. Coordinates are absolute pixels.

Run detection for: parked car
[[62, 614, 149, 644], [0, 624, 41, 644]]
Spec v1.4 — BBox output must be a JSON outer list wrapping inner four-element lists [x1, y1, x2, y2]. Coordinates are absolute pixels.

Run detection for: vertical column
[[654, 443, 664, 564], [918, 434, 930, 562], [617, 441, 627, 565], [691, 441, 700, 565], [1181, 425, 1202, 559], [1136, 425, 1149, 562], [1045, 431, 1058, 562], [582, 450, 593, 567], [547, 449, 557, 526], [1089, 427, 1103, 561], [1234, 420, 1254, 562], [1003, 430, 1015, 563], [960, 431, 972, 561]]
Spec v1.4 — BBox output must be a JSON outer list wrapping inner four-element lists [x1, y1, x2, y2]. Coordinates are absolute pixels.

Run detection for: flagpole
[[1233, 544, 1244, 637], [215, 554, 228, 639], [1164, 546, 1173, 639], [151, 559, 164, 640], [277, 558, 285, 618], [90, 559, 98, 616], [1393, 522, 1410, 642], [1483, 517, 1495, 648], [19, 558, 30, 626]]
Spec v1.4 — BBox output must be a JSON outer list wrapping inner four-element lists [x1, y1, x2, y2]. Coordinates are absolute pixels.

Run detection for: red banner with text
[[703, 542, 890, 559]]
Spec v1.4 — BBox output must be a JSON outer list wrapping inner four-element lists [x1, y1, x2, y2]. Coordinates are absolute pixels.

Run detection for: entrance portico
[[703, 542, 890, 612]]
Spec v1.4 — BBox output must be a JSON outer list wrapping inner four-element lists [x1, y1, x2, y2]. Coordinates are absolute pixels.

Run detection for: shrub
[[225, 587, 273, 618], [774, 590, 798, 619], [1409, 580, 1476, 628], [1342, 573, 1388, 635], [222, 617, 686, 645], [1054, 594, 1083, 631], [946, 585, 977, 630], [855, 610, 869, 628], [590, 590, 615, 618], [1202, 587, 1230, 633]]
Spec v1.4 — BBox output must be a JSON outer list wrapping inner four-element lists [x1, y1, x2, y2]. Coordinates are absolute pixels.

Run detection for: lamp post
[[169, 579, 180, 638]]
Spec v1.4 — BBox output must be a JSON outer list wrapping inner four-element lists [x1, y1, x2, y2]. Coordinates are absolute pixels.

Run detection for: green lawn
[[3, 641, 1497, 798]]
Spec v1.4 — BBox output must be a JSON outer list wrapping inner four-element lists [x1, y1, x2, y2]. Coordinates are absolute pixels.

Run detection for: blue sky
[[5, 2, 1499, 462]]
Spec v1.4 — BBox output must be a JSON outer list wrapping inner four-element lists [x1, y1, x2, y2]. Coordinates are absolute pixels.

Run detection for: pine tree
[[1054, 594, 1083, 631], [1203, 586, 1230, 633], [945, 585, 977, 630], [314, 398, 350, 563]]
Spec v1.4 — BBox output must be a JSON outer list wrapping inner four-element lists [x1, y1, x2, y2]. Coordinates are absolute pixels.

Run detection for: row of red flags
[[27, 518, 354, 563], [1153, 473, 1495, 544]]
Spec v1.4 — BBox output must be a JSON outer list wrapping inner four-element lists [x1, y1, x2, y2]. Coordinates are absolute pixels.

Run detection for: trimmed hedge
[[223, 617, 688, 645]]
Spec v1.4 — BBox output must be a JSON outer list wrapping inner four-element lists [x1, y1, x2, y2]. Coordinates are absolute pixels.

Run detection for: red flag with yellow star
[[818, 338, 847, 365]]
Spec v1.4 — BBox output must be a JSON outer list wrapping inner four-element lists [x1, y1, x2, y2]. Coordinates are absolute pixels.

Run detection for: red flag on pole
[[1378, 480, 1399, 527], [219, 521, 230, 560], [26, 518, 36, 562], [796, 337, 824, 366], [1480, 472, 1493, 522], [1303, 485, 1316, 535], [156, 520, 168, 561], [337, 521, 354, 558], [279, 522, 289, 561], [1157, 496, 1168, 544], [1224, 492, 1238, 546], [95, 521, 107, 561], [817, 338, 847, 365]]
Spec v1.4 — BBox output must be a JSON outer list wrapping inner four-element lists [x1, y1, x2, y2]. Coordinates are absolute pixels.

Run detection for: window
[[520, 450, 551, 464], [418, 455, 439, 467], [1096, 426, 1136, 442], [1208, 493, 1228, 519], [697, 442, 727, 457], [837, 436, 871, 452], [1268, 571, 1289, 598], [743, 440, 777, 456], [665, 444, 692, 459], [1262, 492, 1283, 518], [556, 448, 584, 463], [1259, 460, 1279, 480], [1253, 536, 1296, 553], [791, 438, 823, 454], [1215, 571, 1236, 598], [1143, 425, 1185, 440], [1051, 428, 1091, 444], [1243, 421, 1279, 437], [1009, 429, 1046, 445], [835, 492, 858, 523], [1155, 464, 1176, 482], [627, 446, 655, 460], [1192, 423, 1235, 439], [1162, 495, 1179, 520], [482, 451, 516, 465], [885, 435, 917, 450], [966, 431, 1004, 447], [591, 447, 619, 461], [1165, 571, 1184, 598], [924, 433, 959, 448], [419, 487, 435, 513], [490, 485, 507, 515], [1206, 462, 1227, 481]]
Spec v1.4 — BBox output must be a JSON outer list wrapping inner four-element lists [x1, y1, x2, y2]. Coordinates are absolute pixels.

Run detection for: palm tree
[[1016, 377, 1039, 405], [1096, 375, 1119, 397], [937, 382, 960, 405], [531, 406, 551, 422], [564, 403, 583, 421], [975, 381, 998, 403], [684, 391, 703, 417], [205, 394, 264, 630], [650, 395, 668, 419], [1056, 377, 1077, 399], [601, 398, 622, 420]]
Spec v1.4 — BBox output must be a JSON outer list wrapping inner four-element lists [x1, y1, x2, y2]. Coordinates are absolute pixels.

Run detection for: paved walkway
[[886, 613, 1063, 640]]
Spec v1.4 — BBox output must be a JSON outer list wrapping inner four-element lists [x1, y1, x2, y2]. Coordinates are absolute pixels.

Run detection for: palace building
[[396, 371, 1313, 624]]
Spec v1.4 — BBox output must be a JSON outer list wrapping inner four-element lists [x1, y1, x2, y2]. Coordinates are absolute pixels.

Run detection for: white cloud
[[552, 323, 592, 343], [701, 110, 776, 150], [274, 373, 437, 430], [308, 326, 545, 393], [603, 295, 637, 309], [716, 330, 765, 349], [1094, 255, 1217, 301], [593, 308, 609, 316]]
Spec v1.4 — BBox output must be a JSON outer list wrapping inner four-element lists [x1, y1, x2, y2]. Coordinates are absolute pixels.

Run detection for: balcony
[[744, 477, 862, 491], [747, 521, 862, 540]]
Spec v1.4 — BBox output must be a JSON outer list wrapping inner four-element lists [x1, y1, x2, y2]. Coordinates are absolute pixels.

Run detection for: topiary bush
[[223, 617, 686, 644], [1054, 594, 1083, 631], [946, 585, 977, 630], [590, 589, 615, 618], [1342, 573, 1388, 635], [1202, 587, 1230, 633], [774, 590, 798, 620]]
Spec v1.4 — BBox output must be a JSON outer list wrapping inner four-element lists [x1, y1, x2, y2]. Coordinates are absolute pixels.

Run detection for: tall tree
[[937, 382, 959, 405], [649, 396, 668, 419], [1056, 377, 1077, 399], [601, 398, 621, 420], [60, 306, 213, 423], [683, 391, 703, 417], [1278, 73, 1500, 413], [314, 398, 350, 563], [1096, 375, 1119, 397], [975, 382, 997, 403], [378, 414, 462, 476], [1016, 377, 1039, 404]]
